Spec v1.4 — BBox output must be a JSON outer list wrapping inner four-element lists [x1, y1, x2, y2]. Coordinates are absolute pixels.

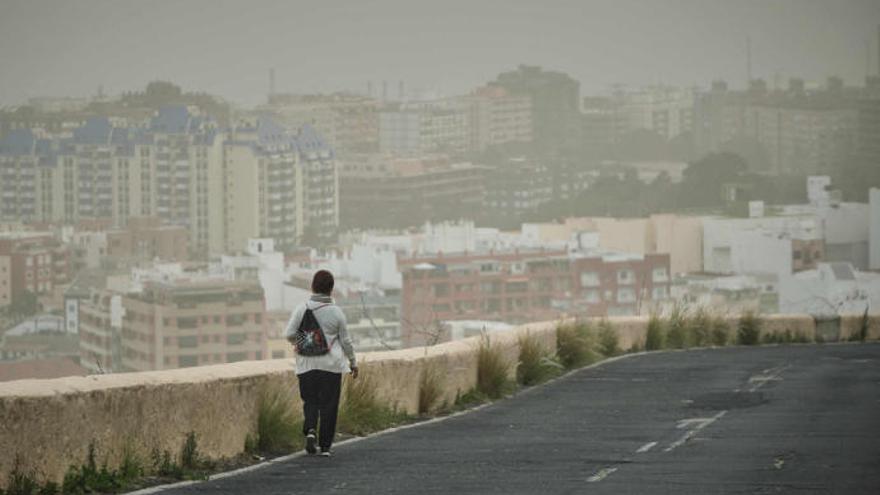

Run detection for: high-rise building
[[490, 65, 580, 150], [694, 78, 861, 174], [261, 93, 379, 156], [463, 86, 532, 152], [379, 100, 469, 156], [339, 154, 488, 230], [0, 107, 339, 256]]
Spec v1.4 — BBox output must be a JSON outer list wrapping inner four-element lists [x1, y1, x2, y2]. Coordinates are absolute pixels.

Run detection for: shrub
[[516, 332, 563, 386], [710, 315, 730, 346], [645, 314, 666, 351], [737, 311, 762, 345], [597, 320, 620, 357], [339, 371, 407, 435], [255, 385, 302, 454], [850, 309, 870, 342], [5, 456, 40, 495], [418, 361, 444, 415], [62, 443, 126, 493], [476, 334, 513, 399], [665, 305, 689, 349], [689, 307, 712, 347], [149, 448, 182, 479], [556, 321, 600, 369]]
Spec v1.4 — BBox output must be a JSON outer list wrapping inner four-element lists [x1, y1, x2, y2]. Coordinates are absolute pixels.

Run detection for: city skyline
[[1, 0, 878, 107]]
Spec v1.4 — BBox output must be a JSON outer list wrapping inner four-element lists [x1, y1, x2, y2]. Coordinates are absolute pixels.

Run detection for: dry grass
[[476, 333, 513, 399]]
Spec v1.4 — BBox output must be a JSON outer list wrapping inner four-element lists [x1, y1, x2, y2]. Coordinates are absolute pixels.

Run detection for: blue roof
[[0, 129, 37, 155], [73, 117, 113, 144]]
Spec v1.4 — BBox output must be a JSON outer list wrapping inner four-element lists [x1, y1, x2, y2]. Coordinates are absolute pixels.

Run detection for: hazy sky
[[1, 0, 878, 107]]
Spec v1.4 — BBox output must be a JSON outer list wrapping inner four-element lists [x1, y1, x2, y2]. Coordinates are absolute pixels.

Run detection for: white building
[[779, 263, 879, 316], [871, 188, 880, 270], [702, 215, 824, 277]]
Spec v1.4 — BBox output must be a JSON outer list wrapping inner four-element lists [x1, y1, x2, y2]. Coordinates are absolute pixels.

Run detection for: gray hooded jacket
[[284, 294, 356, 375]]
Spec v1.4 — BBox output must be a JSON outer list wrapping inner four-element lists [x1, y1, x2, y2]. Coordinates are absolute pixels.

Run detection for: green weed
[[255, 385, 302, 454], [556, 321, 600, 369], [645, 314, 666, 351], [418, 361, 445, 415], [597, 320, 621, 357], [516, 332, 563, 386], [476, 334, 513, 399], [737, 311, 762, 345]]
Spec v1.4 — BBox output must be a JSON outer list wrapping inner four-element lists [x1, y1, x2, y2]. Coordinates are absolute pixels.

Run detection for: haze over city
[[1, 0, 879, 106], [1, 1, 880, 493]]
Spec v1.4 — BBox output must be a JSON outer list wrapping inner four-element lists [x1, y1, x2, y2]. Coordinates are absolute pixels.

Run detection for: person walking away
[[285, 270, 358, 457]]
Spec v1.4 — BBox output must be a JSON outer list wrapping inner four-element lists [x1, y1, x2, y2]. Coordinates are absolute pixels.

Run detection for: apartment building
[[120, 279, 266, 371], [0, 129, 58, 224], [339, 154, 488, 230], [262, 93, 379, 156], [464, 86, 532, 152], [489, 65, 581, 150], [78, 289, 123, 373], [399, 248, 670, 346], [0, 232, 70, 308], [693, 78, 860, 174], [0, 107, 339, 256], [379, 100, 469, 156]]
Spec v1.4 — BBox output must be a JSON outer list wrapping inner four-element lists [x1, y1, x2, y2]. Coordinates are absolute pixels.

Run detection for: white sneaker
[[305, 431, 317, 455]]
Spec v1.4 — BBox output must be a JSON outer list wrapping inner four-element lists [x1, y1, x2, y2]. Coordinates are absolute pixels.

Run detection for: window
[[584, 290, 600, 303], [226, 314, 246, 326], [653, 267, 668, 283], [227, 333, 246, 345], [580, 272, 599, 287], [272, 350, 285, 359], [178, 336, 198, 348], [652, 286, 668, 299], [178, 355, 198, 367], [617, 288, 636, 303], [177, 317, 198, 329], [617, 269, 634, 285], [226, 352, 247, 363]]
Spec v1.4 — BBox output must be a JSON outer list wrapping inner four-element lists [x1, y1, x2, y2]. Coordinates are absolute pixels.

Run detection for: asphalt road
[[157, 343, 880, 494]]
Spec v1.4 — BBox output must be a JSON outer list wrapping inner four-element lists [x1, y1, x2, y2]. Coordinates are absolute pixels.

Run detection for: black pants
[[298, 370, 342, 450]]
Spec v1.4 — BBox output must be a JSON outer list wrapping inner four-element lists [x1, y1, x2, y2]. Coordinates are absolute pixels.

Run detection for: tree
[[678, 152, 748, 208], [9, 290, 39, 321]]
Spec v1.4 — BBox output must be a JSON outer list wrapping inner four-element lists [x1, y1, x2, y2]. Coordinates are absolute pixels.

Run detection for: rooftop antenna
[[746, 36, 752, 86], [399, 80, 405, 101], [382, 80, 388, 102], [269, 68, 276, 101], [367, 81, 373, 97]]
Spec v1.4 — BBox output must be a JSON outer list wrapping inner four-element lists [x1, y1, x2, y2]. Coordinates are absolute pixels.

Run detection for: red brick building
[[399, 249, 670, 346], [0, 232, 70, 308]]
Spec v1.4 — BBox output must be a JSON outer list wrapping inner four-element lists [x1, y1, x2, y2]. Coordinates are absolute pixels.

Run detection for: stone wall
[[0, 314, 874, 486]]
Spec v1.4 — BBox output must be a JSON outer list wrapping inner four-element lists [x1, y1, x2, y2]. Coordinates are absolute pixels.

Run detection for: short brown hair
[[311, 270, 334, 295]]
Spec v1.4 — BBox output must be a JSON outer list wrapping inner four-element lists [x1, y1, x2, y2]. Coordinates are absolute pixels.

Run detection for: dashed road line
[[747, 364, 790, 392], [587, 467, 618, 483], [664, 410, 727, 452], [636, 441, 658, 453]]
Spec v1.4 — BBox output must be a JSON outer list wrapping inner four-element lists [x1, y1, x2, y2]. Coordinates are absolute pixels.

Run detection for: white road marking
[[587, 467, 618, 482], [636, 441, 658, 453], [665, 410, 727, 452], [676, 417, 720, 429], [747, 364, 790, 392]]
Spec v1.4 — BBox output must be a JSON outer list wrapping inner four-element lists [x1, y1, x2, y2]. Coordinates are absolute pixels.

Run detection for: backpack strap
[[307, 303, 339, 347]]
